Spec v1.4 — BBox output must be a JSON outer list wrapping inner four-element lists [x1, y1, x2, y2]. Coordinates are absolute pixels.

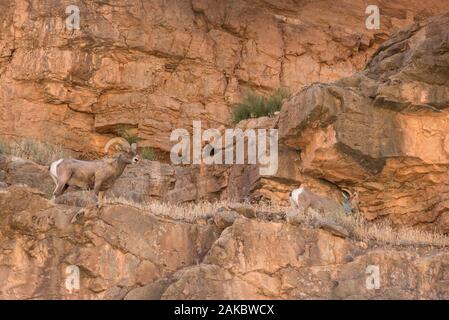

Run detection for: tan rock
[[0, 155, 54, 197], [0, 186, 219, 299], [163, 217, 449, 299], [277, 13, 449, 231], [1, 0, 447, 154], [213, 209, 240, 230], [227, 203, 256, 218], [125, 279, 171, 300], [1, 184, 449, 300]]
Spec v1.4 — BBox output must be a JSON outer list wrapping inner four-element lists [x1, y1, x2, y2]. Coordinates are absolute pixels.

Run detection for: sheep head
[[104, 137, 139, 164], [341, 188, 359, 213]]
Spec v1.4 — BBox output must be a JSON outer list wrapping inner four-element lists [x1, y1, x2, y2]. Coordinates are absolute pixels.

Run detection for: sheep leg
[[290, 197, 299, 208], [51, 180, 59, 201], [301, 197, 311, 215], [303, 203, 310, 216], [93, 183, 102, 196], [93, 180, 103, 205]]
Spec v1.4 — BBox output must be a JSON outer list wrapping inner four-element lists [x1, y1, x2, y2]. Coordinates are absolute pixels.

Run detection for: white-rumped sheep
[[289, 186, 359, 215], [49, 137, 139, 200]]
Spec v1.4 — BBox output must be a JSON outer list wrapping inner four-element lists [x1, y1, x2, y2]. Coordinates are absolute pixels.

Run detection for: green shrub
[[116, 126, 157, 160], [141, 147, 157, 161], [231, 88, 290, 124], [116, 125, 141, 145]]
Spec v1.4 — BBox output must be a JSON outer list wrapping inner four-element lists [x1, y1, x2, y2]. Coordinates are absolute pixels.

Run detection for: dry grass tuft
[[105, 195, 449, 247], [101, 196, 283, 223], [0, 138, 72, 165], [95, 188, 449, 247], [293, 207, 449, 247], [101, 196, 226, 222]]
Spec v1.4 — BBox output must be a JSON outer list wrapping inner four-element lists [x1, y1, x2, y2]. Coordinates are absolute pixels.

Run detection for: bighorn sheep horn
[[104, 137, 131, 153], [341, 188, 353, 199]]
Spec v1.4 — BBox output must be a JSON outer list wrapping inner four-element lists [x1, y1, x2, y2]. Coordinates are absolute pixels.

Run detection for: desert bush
[[114, 126, 157, 160], [140, 147, 158, 161], [116, 125, 141, 145], [0, 138, 71, 165], [231, 88, 290, 124]]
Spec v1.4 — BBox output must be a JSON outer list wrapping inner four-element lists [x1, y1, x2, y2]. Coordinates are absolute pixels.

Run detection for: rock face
[[1, 0, 449, 154], [0, 185, 219, 299], [3, 1, 449, 227], [0, 153, 228, 203], [2, 184, 449, 300], [163, 218, 449, 299], [0, 155, 55, 197], [3, 2, 449, 301], [226, 116, 303, 203], [276, 12, 449, 231]]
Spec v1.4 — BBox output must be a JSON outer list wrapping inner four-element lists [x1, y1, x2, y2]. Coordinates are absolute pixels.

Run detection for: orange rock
[[1, 0, 448, 154], [278, 12, 449, 231]]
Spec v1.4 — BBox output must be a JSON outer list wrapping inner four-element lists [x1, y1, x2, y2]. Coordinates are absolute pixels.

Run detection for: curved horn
[[104, 137, 131, 153], [341, 188, 353, 199]]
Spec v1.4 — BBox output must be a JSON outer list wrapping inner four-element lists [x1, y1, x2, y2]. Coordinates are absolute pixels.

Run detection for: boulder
[[55, 191, 97, 207], [0, 155, 54, 197], [213, 209, 240, 229], [124, 279, 171, 300], [227, 203, 256, 218], [105, 159, 176, 203]]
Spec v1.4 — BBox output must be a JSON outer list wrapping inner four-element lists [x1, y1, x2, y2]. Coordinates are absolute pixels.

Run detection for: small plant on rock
[[140, 147, 158, 161], [231, 87, 290, 124], [116, 125, 141, 145]]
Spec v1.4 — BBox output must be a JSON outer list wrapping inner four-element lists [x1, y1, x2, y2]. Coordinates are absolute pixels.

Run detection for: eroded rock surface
[[0, 185, 218, 299], [1, 0, 448, 154], [277, 12, 449, 231], [163, 218, 449, 299], [0, 154, 225, 203], [1, 184, 449, 300]]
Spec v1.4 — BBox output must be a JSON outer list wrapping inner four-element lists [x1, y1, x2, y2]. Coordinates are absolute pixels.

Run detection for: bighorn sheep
[[289, 186, 359, 215], [49, 137, 139, 200]]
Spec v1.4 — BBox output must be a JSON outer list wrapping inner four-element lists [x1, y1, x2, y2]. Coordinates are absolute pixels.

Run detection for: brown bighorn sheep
[[49, 137, 139, 200], [289, 186, 359, 215]]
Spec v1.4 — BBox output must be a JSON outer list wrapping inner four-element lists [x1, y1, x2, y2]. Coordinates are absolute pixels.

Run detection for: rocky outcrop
[[0, 155, 55, 197], [3, 2, 449, 301], [2, 184, 449, 300], [226, 116, 302, 203], [3, 1, 449, 228], [273, 12, 449, 231], [0, 153, 229, 203], [163, 218, 449, 299], [0, 185, 219, 299], [1, 0, 449, 154]]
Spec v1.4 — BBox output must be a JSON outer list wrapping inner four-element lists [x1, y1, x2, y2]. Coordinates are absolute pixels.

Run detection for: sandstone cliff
[[1, 183, 449, 299], [193, 10, 449, 235], [277, 12, 449, 231], [1, 0, 449, 154], [3, 1, 449, 300]]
